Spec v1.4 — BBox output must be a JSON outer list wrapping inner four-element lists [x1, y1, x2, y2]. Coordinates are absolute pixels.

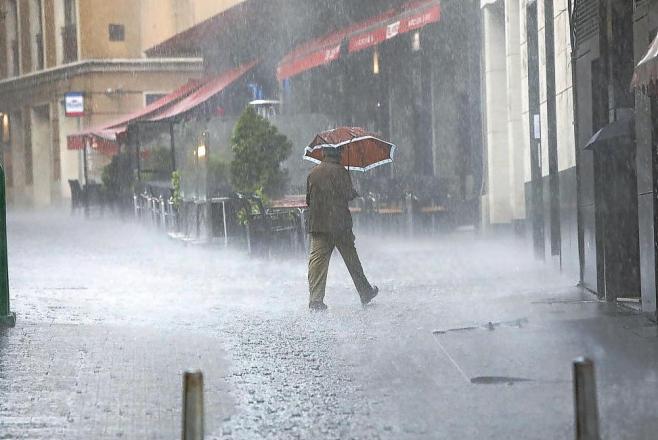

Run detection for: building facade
[[480, 0, 578, 276], [481, 0, 658, 317], [0, 0, 239, 207]]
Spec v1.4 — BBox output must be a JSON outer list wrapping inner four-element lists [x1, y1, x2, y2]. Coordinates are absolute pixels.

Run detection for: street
[[1, 211, 658, 439]]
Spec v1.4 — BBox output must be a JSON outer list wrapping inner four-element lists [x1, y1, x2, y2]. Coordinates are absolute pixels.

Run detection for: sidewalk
[[1, 211, 658, 439]]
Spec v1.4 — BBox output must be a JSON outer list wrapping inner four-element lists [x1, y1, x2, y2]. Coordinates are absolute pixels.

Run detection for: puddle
[[470, 376, 533, 385], [532, 298, 599, 305]]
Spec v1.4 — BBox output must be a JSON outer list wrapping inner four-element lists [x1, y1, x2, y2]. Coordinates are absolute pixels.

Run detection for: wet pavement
[[2, 211, 658, 439]]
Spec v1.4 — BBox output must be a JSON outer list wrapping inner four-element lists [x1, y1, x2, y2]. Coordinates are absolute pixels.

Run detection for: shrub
[[230, 107, 292, 198]]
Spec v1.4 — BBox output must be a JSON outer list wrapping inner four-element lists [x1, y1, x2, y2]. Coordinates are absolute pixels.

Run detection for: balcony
[[61, 24, 78, 63]]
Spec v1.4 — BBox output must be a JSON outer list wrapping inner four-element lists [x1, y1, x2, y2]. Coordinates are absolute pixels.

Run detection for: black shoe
[[361, 286, 379, 306], [309, 301, 328, 311]]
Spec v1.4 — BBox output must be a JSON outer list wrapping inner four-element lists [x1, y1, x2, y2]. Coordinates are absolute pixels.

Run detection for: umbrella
[[584, 113, 634, 151], [303, 127, 396, 171]]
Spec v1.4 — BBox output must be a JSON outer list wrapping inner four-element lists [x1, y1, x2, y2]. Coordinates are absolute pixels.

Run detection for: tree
[[230, 107, 292, 198]]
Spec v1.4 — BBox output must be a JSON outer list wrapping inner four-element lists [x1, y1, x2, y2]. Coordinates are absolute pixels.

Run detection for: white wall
[[482, 0, 576, 227], [58, 101, 81, 199], [30, 105, 52, 206], [482, 3, 512, 225]]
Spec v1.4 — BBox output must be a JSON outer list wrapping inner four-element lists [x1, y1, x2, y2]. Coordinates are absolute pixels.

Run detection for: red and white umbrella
[[303, 127, 396, 172]]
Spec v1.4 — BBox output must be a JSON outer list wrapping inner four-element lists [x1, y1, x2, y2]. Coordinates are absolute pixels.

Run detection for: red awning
[[632, 33, 658, 95], [66, 78, 204, 153], [277, 0, 441, 81], [348, 0, 441, 53], [146, 60, 258, 122]]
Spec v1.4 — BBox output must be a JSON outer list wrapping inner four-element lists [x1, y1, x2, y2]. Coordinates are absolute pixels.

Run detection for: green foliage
[[208, 157, 233, 196], [142, 147, 172, 180], [171, 170, 182, 208], [101, 155, 120, 194], [230, 107, 292, 198]]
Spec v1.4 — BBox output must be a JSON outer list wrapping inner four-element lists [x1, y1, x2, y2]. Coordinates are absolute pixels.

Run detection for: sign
[[348, 3, 441, 53], [65, 92, 84, 117], [533, 114, 541, 140], [277, 43, 341, 81]]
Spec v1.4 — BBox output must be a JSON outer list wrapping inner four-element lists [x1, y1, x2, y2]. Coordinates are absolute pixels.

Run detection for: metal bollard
[[0, 164, 15, 327], [405, 193, 414, 236], [573, 357, 600, 440], [182, 370, 204, 440]]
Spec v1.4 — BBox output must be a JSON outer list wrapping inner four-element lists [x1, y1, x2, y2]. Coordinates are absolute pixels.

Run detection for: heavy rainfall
[[0, 0, 657, 439]]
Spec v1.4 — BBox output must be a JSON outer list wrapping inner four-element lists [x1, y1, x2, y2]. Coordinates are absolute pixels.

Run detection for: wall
[[140, 0, 246, 53], [633, 0, 658, 314], [0, 62, 203, 204], [78, 0, 142, 59], [482, 2, 512, 225]]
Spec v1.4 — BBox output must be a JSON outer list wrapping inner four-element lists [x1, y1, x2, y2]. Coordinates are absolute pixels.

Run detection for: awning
[[145, 60, 257, 123], [66, 78, 205, 153], [66, 60, 256, 154], [277, 0, 441, 81], [632, 33, 658, 94]]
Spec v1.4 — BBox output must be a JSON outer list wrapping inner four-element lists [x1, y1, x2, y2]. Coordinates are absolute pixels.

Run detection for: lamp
[[197, 144, 206, 159], [373, 48, 380, 75], [412, 31, 421, 52]]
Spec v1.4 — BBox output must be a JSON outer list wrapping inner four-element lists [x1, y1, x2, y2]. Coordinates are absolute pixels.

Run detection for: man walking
[[306, 147, 378, 311]]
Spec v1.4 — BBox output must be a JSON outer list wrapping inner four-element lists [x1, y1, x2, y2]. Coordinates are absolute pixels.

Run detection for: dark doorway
[[589, 0, 641, 301]]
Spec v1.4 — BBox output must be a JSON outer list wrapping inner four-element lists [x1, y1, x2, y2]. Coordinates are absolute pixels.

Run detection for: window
[[64, 0, 76, 25], [62, 0, 77, 62], [6, 0, 19, 76], [109, 24, 125, 42], [144, 93, 167, 106], [31, 0, 44, 70]]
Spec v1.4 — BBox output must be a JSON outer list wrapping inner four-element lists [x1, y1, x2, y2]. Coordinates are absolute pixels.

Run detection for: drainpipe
[[0, 164, 16, 327], [568, 0, 585, 286]]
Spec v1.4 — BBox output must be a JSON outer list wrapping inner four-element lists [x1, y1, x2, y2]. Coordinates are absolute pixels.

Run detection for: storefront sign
[[348, 3, 441, 53], [65, 92, 84, 117], [277, 43, 341, 80]]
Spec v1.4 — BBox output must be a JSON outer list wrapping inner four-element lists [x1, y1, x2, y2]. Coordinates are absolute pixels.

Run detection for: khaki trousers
[[308, 231, 372, 304]]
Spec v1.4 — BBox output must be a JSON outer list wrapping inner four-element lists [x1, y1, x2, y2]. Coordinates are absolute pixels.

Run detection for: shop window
[[109, 24, 125, 42]]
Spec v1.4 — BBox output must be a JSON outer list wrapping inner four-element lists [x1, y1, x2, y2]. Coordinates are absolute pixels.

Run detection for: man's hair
[[323, 147, 340, 158]]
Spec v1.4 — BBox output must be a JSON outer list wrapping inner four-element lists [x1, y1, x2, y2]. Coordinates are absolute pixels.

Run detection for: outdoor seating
[[68, 179, 85, 214]]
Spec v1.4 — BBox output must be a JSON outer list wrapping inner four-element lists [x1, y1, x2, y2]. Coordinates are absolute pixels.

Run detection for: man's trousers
[[308, 231, 372, 304]]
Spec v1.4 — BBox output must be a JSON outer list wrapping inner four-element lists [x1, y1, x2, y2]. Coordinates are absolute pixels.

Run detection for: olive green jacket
[[306, 157, 358, 234]]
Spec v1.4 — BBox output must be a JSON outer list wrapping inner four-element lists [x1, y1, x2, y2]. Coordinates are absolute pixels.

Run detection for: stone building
[[0, 0, 239, 206]]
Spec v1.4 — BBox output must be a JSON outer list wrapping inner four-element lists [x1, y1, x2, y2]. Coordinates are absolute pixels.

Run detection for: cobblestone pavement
[[2, 211, 658, 439]]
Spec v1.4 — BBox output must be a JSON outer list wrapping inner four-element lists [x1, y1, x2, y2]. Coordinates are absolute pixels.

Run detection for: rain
[[0, 0, 657, 439]]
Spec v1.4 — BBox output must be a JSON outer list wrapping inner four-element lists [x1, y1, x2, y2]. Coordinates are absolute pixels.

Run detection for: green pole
[[0, 163, 16, 327]]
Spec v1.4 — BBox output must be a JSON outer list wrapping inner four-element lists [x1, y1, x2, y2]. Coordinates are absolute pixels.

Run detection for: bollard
[[0, 164, 16, 327], [182, 370, 204, 440], [573, 357, 600, 440], [405, 193, 414, 236]]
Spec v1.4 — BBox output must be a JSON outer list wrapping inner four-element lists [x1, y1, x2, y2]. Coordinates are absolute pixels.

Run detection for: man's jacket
[[306, 157, 357, 234]]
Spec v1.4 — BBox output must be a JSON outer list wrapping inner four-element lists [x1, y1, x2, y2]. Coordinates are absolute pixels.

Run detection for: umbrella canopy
[[303, 127, 396, 171], [584, 114, 634, 151]]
